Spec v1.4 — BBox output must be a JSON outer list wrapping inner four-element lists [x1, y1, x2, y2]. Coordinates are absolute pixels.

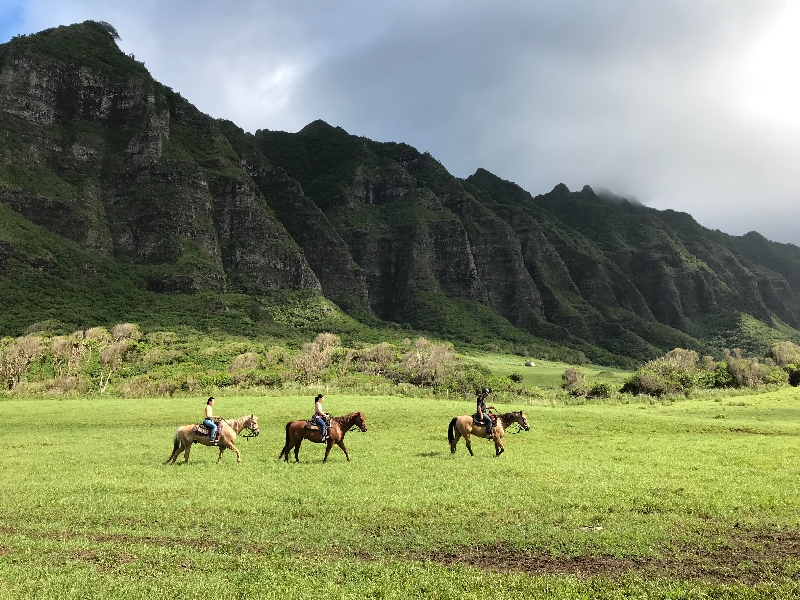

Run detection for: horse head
[[515, 411, 530, 431], [355, 411, 368, 433], [248, 414, 260, 436]]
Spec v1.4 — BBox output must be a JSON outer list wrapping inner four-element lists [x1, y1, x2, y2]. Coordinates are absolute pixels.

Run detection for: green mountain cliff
[[2, 21, 799, 366]]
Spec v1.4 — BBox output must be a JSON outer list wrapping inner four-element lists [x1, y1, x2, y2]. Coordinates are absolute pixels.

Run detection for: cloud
[[6, 0, 800, 245]]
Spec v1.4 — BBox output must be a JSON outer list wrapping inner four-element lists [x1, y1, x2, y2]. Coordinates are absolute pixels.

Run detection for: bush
[[561, 367, 586, 396], [112, 323, 141, 342], [230, 352, 260, 372], [768, 341, 800, 367], [509, 372, 523, 383], [620, 348, 701, 396], [586, 381, 612, 399], [787, 365, 800, 387]]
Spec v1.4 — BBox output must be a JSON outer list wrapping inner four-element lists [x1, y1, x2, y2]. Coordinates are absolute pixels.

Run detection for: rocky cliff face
[[2, 22, 800, 363], [0, 21, 319, 295]]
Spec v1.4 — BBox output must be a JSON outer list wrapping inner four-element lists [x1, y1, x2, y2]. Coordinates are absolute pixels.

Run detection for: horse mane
[[227, 415, 254, 430], [333, 411, 361, 424], [498, 411, 520, 426]]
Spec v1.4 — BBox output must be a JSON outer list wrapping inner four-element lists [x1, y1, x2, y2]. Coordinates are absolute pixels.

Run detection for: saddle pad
[[304, 421, 320, 430], [193, 423, 220, 436]]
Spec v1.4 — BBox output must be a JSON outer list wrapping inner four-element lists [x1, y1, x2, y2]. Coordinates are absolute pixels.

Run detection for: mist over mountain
[[2, 21, 799, 366]]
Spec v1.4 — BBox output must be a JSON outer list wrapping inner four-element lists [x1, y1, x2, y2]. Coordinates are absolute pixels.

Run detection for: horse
[[448, 410, 529, 457], [279, 411, 367, 463], [164, 414, 259, 465]]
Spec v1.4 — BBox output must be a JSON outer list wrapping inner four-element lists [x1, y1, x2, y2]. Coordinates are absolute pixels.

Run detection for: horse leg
[[217, 446, 225, 464], [171, 443, 185, 465], [336, 439, 350, 462], [182, 442, 191, 464], [451, 429, 462, 454], [323, 439, 335, 463], [294, 439, 302, 463], [229, 442, 241, 464], [464, 433, 474, 457]]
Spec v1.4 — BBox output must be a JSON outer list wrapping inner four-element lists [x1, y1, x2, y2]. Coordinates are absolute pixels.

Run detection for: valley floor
[[3, 389, 800, 598]]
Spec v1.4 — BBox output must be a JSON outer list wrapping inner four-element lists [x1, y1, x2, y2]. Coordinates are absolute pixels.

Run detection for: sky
[[2, 0, 800, 245]]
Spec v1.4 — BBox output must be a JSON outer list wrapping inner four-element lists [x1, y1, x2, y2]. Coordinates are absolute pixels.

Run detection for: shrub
[[620, 348, 702, 396], [112, 323, 141, 342], [509, 372, 523, 383], [561, 366, 586, 390], [357, 342, 398, 376], [0, 335, 46, 389], [230, 352, 260, 372], [146, 331, 177, 345], [768, 341, 800, 367], [787, 365, 800, 387], [85, 327, 112, 344], [724, 349, 769, 388], [586, 381, 612, 399], [293, 332, 341, 384]]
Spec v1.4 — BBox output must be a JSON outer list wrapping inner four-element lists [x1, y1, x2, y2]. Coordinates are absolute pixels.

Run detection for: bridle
[[507, 412, 530, 434], [240, 416, 260, 440]]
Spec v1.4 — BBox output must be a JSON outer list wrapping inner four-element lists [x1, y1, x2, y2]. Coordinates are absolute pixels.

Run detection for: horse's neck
[[334, 413, 357, 429], [227, 416, 247, 433], [499, 413, 515, 428]]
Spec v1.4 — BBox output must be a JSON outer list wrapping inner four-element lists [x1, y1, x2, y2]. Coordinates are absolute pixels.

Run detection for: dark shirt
[[477, 394, 487, 413]]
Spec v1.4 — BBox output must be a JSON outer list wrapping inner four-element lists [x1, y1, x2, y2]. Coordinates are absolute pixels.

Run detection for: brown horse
[[164, 414, 259, 465], [279, 411, 367, 463], [448, 410, 529, 457]]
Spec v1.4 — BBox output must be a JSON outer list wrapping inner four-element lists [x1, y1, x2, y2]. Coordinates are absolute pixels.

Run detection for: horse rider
[[313, 393, 329, 442], [203, 396, 218, 444], [477, 388, 496, 439]]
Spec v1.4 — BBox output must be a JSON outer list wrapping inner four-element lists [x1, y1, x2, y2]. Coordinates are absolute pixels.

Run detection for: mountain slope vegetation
[[2, 21, 800, 367]]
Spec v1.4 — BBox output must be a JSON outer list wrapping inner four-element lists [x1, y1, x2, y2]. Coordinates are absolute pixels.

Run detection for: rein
[[499, 413, 526, 434], [333, 413, 366, 434], [220, 416, 259, 441]]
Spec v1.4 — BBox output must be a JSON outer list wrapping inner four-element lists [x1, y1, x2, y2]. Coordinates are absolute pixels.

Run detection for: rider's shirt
[[315, 401, 324, 418], [477, 395, 487, 414], [205, 404, 213, 419]]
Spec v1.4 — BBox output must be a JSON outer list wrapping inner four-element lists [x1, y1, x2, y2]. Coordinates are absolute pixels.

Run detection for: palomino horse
[[279, 412, 367, 463], [448, 410, 529, 457], [165, 414, 259, 465]]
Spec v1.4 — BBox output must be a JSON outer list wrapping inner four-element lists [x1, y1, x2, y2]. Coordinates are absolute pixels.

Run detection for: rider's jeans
[[203, 418, 217, 441], [313, 416, 327, 438], [482, 414, 493, 436]]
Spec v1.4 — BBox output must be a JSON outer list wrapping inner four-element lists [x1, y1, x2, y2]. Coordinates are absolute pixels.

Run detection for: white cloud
[[7, 0, 800, 244]]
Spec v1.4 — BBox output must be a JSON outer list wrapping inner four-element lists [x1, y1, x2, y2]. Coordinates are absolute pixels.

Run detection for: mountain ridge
[[1, 21, 799, 366]]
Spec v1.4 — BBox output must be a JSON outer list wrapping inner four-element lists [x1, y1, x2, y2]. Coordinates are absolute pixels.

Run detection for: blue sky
[[3, 1, 800, 245]]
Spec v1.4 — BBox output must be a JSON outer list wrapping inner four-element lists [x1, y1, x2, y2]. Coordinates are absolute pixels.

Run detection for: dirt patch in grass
[[429, 529, 800, 584], [5, 524, 800, 584]]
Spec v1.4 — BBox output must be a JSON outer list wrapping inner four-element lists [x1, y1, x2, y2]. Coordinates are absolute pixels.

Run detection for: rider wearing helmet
[[476, 388, 496, 439]]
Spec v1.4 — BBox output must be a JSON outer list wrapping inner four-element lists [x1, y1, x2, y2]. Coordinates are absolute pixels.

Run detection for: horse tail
[[448, 417, 457, 445], [279, 421, 291, 459], [164, 429, 180, 464]]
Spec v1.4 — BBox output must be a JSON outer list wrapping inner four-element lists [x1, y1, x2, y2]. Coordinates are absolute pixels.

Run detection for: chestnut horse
[[280, 411, 367, 463], [164, 414, 259, 465], [448, 410, 529, 457]]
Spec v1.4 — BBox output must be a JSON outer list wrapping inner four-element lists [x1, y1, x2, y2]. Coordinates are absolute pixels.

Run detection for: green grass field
[[470, 353, 629, 388], [3, 389, 800, 598]]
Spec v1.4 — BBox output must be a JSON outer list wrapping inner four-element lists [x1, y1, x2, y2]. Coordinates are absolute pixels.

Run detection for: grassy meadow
[[3, 389, 800, 598], [472, 353, 628, 389]]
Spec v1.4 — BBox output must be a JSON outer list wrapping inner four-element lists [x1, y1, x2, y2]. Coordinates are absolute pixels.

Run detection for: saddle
[[193, 418, 222, 439], [305, 415, 332, 431], [472, 413, 497, 428]]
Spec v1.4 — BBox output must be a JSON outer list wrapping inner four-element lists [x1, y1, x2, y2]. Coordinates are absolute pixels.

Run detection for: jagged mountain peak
[[1, 21, 800, 364]]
